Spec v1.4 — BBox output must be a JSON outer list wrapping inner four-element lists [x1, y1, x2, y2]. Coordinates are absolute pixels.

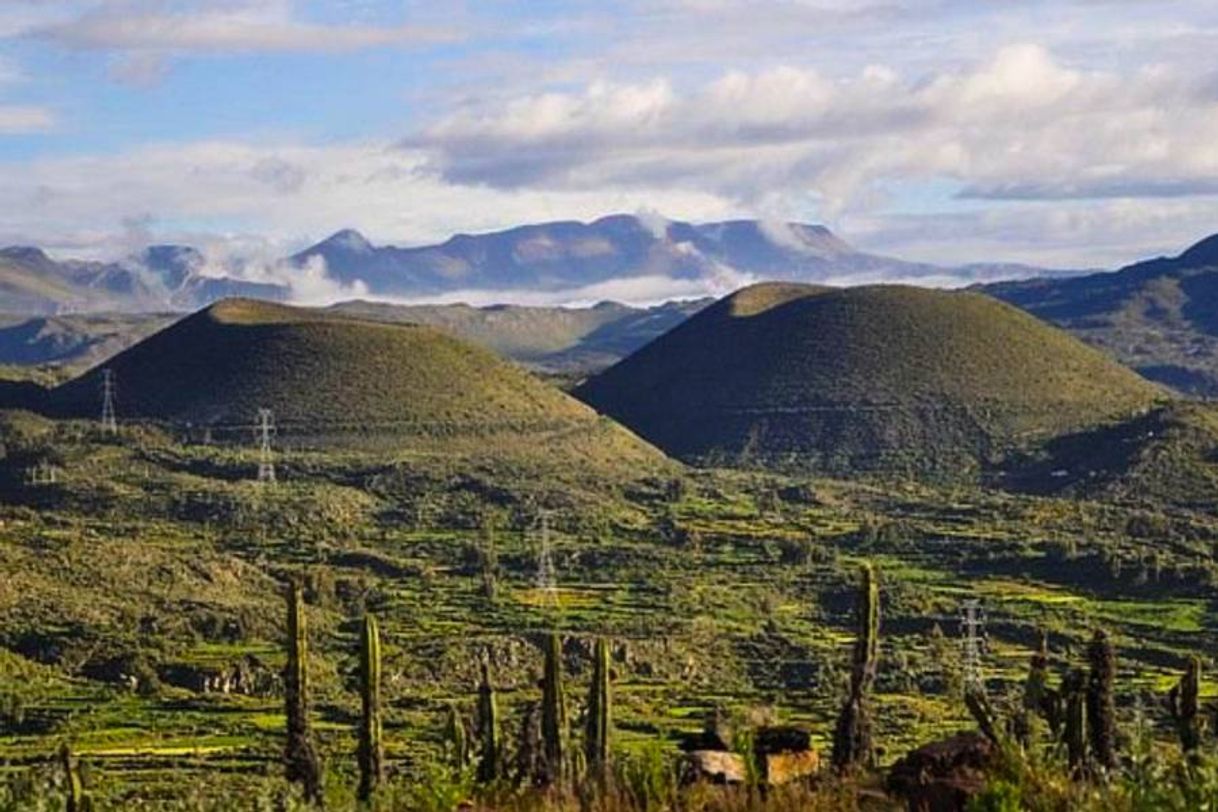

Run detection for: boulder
[[761, 750, 820, 786], [886, 732, 995, 812], [681, 750, 746, 785]]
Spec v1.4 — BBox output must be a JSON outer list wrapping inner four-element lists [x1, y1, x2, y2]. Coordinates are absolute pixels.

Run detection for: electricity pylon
[[255, 408, 276, 483], [100, 369, 117, 435], [532, 511, 559, 612], [960, 598, 987, 690]]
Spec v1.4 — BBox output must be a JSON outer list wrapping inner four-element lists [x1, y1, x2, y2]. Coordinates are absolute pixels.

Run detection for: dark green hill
[[48, 299, 664, 468], [576, 282, 1165, 478]]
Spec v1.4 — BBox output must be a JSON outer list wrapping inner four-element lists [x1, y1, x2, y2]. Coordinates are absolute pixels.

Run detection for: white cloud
[[33, 1, 454, 54], [0, 104, 54, 132], [0, 139, 736, 260], [410, 44, 1218, 214]]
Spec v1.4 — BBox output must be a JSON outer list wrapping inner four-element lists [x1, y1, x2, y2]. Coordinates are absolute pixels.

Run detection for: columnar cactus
[[1018, 629, 1052, 744], [60, 743, 88, 812], [284, 582, 322, 804], [831, 563, 879, 772], [1086, 629, 1118, 770], [357, 613, 383, 802], [1063, 668, 1088, 780], [1169, 656, 1202, 756], [446, 702, 469, 770], [541, 633, 567, 787], [477, 659, 500, 783], [584, 637, 611, 787], [515, 701, 542, 787]]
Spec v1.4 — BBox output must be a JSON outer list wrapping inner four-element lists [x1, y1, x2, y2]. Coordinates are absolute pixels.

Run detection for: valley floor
[[1, 417, 1217, 808]]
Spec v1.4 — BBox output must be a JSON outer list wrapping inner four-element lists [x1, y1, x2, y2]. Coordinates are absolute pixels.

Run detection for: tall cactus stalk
[[60, 743, 88, 812], [540, 633, 567, 788], [1017, 629, 1053, 745], [284, 582, 322, 805], [477, 659, 501, 784], [446, 702, 469, 770], [1086, 629, 1118, 771], [357, 613, 383, 803], [832, 563, 879, 773], [1169, 656, 1202, 757], [584, 638, 611, 788], [1063, 668, 1088, 780]]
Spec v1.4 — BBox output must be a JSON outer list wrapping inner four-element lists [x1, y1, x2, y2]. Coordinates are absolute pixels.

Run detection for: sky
[[3, 0, 1218, 272]]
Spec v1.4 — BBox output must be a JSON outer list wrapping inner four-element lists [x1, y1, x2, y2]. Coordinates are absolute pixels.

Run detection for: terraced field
[[3, 421, 1218, 807]]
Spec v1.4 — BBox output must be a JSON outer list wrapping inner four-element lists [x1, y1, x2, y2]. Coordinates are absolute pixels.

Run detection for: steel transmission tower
[[533, 511, 559, 612], [959, 598, 987, 689], [100, 369, 118, 434], [255, 408, 276, 483]]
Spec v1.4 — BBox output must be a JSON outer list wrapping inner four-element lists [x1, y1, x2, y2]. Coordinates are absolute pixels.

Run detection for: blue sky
[[3, 0, 1218, 272]]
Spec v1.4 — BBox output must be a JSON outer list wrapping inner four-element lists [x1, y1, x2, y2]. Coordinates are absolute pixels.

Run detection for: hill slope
[[0, 299, 709, 379], [326, 298, 710, 372], [1002, 402, 1218, 509], [0, 245, 288, 315], [48, 300, 665, 468], [984, 233, 1218, 396], [576, 283, 1165, 477]]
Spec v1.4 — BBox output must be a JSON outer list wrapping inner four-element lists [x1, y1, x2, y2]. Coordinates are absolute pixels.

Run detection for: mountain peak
[[316, 228, 374, 254]]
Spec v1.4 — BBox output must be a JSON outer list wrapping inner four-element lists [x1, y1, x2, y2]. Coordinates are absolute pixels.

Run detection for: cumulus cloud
[[0, 139, 735, 259], [409, 44, 1218, 214], [33, 1, 454, 54]]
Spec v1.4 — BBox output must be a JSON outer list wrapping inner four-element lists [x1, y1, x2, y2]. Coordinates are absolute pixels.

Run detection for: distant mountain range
[[1, 214, 1057, 316], [983, 234, 1218, 396], [11, 215, 1218, 398], [0, 244, 287, 315], [290, 214, 1052, 298]]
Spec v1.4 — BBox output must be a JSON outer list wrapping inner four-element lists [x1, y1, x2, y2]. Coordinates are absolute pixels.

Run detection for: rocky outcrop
[[886, 732, 995, 812]]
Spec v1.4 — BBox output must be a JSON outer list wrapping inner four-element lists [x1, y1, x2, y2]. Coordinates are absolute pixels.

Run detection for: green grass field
[[3, 414, 1218, 809]]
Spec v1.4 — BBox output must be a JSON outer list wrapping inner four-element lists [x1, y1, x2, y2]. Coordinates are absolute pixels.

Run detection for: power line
[[100, 369, 117, 435], [255, 408, 276, 483]]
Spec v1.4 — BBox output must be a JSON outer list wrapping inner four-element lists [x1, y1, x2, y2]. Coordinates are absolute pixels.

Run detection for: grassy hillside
[[0, 312, 173, 370], [984, 234, 1218, 396], [1003, 401, 1218, 509], [577, 283, 1165, 478], [45, 299, 667, 475]]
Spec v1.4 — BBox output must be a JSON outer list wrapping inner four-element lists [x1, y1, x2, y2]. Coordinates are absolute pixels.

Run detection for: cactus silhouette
[[541, 633, 566, 787], [1063, 668, 1088, 780], [357, 613, 383, 802], [60, 743, 90, 812], [446, 702, 469, 770], [584, 637, 611, 787], [832, 563, 879, 772], [477, 659, 500, 783], [1087, 629, 1118, 770], [284, 582, 322, 805], [1169, 656, 1202, 756]]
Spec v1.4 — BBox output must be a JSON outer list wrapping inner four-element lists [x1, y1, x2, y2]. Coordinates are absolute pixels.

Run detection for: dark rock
[[886, 732, 995, 812]]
